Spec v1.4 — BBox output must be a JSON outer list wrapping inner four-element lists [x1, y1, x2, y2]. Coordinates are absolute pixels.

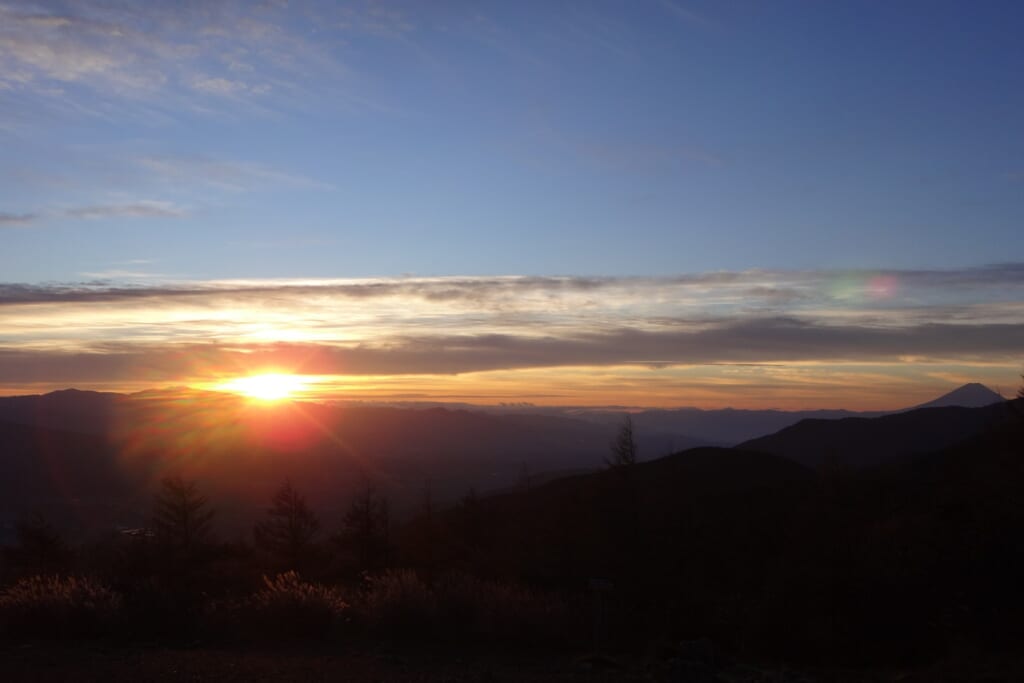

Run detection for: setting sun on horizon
[[214, 373, 309, 402]]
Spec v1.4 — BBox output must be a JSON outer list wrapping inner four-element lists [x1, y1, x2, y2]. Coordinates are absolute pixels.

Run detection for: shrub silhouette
[[0, 575, 122, 638], [434, 572, 572, 645], [355, 569, 436, 636], [208, 571, 347, 641]]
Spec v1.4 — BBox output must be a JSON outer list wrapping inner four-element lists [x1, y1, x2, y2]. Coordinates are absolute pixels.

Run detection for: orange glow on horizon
[[178, 360, 1015, 412], [3, 361, 1015, 413]]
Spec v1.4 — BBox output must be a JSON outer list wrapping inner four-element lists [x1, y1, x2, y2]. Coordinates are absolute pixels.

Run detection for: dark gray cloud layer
[[1, 263, 1022, 306], [0, 277, 610, 305], [1, 318, 1021, 384]]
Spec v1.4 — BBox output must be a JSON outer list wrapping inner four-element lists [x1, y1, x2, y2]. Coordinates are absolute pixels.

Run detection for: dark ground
[[3, 642, 1022, 683]]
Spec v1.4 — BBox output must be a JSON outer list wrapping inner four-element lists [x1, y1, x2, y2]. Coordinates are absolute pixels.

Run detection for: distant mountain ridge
[[907, 382, 1003, 410], [738, 398, 1018, 469], [0, 382, 1006, 527], [0, 382, 1002, 449], [0, 388, 707, 532], [487, 382, 1001, 446]]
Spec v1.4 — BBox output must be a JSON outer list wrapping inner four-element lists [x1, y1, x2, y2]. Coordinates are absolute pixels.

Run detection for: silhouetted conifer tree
[[4, 514, 71, 574], [152, 475, 215, 556], [419, 480, 436, 579], [607, 415, 638, 467], [254, 480, 320, 569], [518, 461, 533, 490], [336, 485, 390, 571], [455, 488, 487, 556], [602, 416, 640, 580]]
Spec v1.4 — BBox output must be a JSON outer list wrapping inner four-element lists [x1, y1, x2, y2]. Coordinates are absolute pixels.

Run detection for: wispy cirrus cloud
[[190, 76, 267, 98], [0, 0, 413, 119], [2, 151, 328, 233], [137, 157, 333, 192], [0, 212, 35, 226], [64, 200, 187, 220], [0, 6, 170, 94]]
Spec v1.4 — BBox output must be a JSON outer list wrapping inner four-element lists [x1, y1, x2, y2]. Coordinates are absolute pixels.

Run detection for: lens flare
[[868, 275, 898, 300]]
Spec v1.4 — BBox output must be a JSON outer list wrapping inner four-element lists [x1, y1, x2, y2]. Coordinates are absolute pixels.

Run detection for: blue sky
[[2, 0, 1021, 280], [1, 1, 1022, 406]]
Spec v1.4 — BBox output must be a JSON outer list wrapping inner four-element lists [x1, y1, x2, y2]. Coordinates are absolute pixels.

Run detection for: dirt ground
[[2, 642, 1022, 682]]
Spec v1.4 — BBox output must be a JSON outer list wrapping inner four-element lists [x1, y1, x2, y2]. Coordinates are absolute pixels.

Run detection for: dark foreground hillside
[[392, 405, 1024, 665], [1, 398, 1022, 677]]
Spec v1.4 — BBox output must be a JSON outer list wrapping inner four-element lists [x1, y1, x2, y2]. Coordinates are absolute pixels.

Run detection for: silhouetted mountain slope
[[397, 411, 1024, 663], [406, 446, 815, 586], [627, 445, 814, 494], [0, 389, 701, 533], [0, 418, 141, 535], [906, 382, 1004, 410], [737, 399, 1016, 469], [1, 386, 1012, 536], [484, 446, 814, 520], [623, 407, 875, 446], [0, 388, 123, 435]]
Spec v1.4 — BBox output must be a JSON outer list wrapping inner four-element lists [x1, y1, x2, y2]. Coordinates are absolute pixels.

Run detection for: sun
[[218, 373, 307, 402]]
